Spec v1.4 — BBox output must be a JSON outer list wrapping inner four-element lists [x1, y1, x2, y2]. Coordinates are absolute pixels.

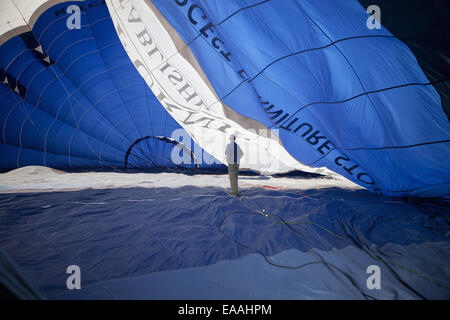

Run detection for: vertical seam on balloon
[[43, 16, 110, 56], [4, 44, 94, 167], [30, 13, 154, 166], [84, 7, 152, 167], [21, 64, 125, 167], [7, 45, 138, 156], [334, 40, 441, 186], [3, 31, 191, 164], [0, 79, 37, 128], [198, 0, 329, 139], [238, 2, 363, 150], [124, 136, 199, 168], [2, 45, 41, 75], [35, 12, 86, 43], [278, 4, 386, 188], [199, 0, 370, 158], [58, 42, 122, 75], [200, 1, 354, 168], [241, 0, 331, 100], [0, 94, 125, 166], [101, 111, 161, 166], [143, 75, 155, 163], [137, 0, 272, 80], [108, 2, 225, 164], [0, 90, 26, 167], [210, 0, 338, 136], [32, 14, 139, 154], [137, 0, 260, 111], [21, 65, 130, 159], [91, 82, 161, 164], [46, 66, 103, 168], [296, 4, 441, 189], [10, 67, 126, 167], [1, 91, 108, 164], [64, 90, 134, 155]]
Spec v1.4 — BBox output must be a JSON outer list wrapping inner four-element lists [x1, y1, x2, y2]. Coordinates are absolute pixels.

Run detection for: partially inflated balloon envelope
[[0, 0, 215, 170], [105, 0, 450, 197], [0, 0, 303, 174], [1, 0, 449, 197]]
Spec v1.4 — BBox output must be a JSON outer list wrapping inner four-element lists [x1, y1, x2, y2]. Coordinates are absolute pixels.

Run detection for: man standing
[[225, 135, 244, 196]]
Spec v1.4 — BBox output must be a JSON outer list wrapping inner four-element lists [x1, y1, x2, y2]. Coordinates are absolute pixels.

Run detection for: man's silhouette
[[225, 135, 244, 196]]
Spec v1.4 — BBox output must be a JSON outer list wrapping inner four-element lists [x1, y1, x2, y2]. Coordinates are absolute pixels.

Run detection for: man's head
[[229, 134, 236, 142]]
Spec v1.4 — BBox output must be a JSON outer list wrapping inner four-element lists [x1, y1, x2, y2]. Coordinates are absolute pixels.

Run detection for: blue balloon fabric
[[0, 0, 449, 197], [0, 1, 449, 301], [149, 0, 450, 197], [0, 1, 219, 170], [0, 186, 448, 299]]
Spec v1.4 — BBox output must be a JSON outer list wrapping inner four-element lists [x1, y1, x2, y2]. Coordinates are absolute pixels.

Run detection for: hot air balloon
[[0, 0, 449, 301], [104, 0, 449, 197], [0, 0, 230, 170], [0, 0, 449, 195], [0, 0, 337, 176]]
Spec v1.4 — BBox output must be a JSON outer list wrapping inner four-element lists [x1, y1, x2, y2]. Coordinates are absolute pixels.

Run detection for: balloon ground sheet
[[0, 174, 449, 299]]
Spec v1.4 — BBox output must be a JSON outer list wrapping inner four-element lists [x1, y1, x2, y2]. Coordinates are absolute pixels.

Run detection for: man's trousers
[[227, 164, 239, 195]]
